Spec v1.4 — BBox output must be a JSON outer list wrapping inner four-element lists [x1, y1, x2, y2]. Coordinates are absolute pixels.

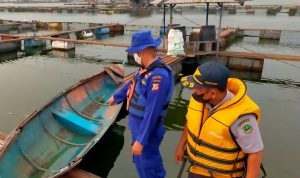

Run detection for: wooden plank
[[0, 131, 8, 151], [37, 37, 130, 48], [36, 37, 167, 52], [219, 28, 236, 38], [41, 24, 116, 38], [219, 51, 300, 61]]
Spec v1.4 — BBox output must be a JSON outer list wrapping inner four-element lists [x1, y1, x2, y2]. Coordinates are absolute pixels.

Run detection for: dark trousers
[[132, 133, 166, 178]]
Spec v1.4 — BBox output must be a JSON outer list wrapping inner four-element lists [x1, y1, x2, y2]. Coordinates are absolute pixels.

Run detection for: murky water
[[0, 6, 300, 178]]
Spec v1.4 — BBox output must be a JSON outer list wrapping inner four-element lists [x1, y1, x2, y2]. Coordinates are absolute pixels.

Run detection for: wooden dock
[[37, 37, 130, 48], [1, 23, 300, 63], [219, 51, 300, 61]]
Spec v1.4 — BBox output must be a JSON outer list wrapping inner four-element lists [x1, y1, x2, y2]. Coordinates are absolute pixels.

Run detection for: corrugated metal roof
[[160, 0, 244, 5]]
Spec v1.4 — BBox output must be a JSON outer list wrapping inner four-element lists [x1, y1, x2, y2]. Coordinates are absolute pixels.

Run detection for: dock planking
[[219, 51, 300, 61]]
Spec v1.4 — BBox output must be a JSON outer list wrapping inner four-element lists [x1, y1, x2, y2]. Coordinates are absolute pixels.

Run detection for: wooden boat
[[0, 64, 125, 178]]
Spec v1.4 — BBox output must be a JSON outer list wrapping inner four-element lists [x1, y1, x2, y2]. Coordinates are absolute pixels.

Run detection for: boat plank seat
[[104, 67, 122, 84], [52, 110, 100, 136], [219, 28, 236, 38], [0, 131, 8, 151]]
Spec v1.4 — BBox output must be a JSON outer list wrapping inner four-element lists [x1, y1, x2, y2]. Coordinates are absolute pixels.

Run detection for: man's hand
[[175, 146, 185, 165], [132, 141, 143, 156], [106, 96, 116, 105]]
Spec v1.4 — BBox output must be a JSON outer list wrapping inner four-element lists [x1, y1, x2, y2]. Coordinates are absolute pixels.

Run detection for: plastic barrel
[[24, 39, 46, 48], [0, 42, 20, 54], [199, 25, 216, 51], [109, 24, 124, 33], [189, 28, 201, 42], [96, 27, 110, 36]]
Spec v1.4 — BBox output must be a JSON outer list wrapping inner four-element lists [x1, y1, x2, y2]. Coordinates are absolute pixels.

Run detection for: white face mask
[[133, 53, 142, 65]]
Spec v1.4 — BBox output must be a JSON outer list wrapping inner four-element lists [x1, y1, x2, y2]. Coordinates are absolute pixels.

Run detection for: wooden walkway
[[38, 37, 130, 48], [219, 51, 300, 61]]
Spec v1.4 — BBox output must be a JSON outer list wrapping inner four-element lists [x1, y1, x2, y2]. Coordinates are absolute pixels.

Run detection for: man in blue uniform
[[107, 30, 174, 178]]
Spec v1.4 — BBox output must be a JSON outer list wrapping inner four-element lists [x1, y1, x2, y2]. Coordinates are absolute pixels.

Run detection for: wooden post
[[216, 3, 223, 57]]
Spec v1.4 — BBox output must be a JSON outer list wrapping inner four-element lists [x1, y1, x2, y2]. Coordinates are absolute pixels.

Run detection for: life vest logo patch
[[242, 124, 253, 135], [152, 83, 160, 92]]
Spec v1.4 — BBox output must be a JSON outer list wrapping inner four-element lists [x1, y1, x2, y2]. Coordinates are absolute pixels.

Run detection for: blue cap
[[181, 62, 230, 90], [126, 30, 161, 54]]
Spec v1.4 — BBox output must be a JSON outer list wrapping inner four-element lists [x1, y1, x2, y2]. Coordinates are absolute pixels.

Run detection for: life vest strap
[[129, 101, 146, 111], [187, 142, 247, 165], [187, 156, 245, 175], [188, 129, 241, 153], [126, 61, 170, 111]]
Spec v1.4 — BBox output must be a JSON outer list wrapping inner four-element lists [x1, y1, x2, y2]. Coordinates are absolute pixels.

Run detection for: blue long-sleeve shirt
[[113, 59, 173, 146]]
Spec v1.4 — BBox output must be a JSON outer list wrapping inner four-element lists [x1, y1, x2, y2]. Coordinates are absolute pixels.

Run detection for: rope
[[124, 17, 143, 25], [179, 14, 201, 27], [39, 117, 90, 146], [235, 43, 300, 70]]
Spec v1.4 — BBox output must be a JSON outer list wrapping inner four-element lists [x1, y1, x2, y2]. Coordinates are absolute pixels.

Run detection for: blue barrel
[[24, 39, 46, 48], [96, 27, 110, 36]]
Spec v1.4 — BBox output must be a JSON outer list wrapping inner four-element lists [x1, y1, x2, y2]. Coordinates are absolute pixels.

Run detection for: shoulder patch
[[152, 83, 160, 92], [152, 75, 162, 83], [238, 118, 253, 135], [242, 124, 253, 135]]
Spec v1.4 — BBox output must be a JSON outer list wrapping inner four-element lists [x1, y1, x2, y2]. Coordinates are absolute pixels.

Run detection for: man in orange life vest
[[175, 62, 264, 178], [108, 30, 174, 178]]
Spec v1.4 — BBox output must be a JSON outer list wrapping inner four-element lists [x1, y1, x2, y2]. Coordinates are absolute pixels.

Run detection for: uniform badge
[[152, 83, 160, 92], [242, 124, 253, 135], [152, 75, 162, 83]]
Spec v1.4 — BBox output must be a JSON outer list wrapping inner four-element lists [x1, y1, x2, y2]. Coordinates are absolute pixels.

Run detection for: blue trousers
[[132, 134, 166, 178]]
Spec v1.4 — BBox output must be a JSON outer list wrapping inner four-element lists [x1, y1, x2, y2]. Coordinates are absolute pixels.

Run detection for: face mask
[[195, 90, 211, 103], [198, 93, 209, 102], [134, 53, 142, 65]]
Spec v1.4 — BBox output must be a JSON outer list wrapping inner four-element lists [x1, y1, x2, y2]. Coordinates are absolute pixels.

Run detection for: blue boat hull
[[0, 66, 124, 178], [95, 27, 110, 36]]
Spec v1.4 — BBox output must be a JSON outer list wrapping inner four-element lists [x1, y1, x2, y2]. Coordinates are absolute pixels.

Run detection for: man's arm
[[246, 151, 263, 178], [230, 115, 264, 178], [175, 122, 188, 164], [112, 81, 131, 104]]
